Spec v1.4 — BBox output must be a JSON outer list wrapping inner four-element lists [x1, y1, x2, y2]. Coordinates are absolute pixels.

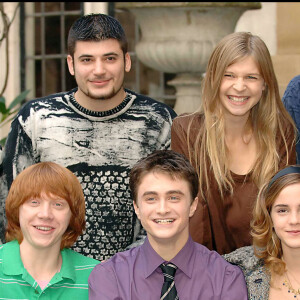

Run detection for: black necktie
[[160, 263, 179, 300]]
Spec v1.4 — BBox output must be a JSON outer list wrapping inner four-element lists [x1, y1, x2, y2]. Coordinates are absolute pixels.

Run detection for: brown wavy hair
[[5, 162, 86, 249], [186, 31, 295, 199], [251, 172, 300, 276]]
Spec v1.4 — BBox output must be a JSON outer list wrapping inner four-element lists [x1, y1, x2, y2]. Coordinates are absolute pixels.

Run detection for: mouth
[[286, 230, 300, 235], [34, 226, 54, 232], [90, 79, 110, 85], [228, 95, 249, 103], [154, 219, 175, 224]]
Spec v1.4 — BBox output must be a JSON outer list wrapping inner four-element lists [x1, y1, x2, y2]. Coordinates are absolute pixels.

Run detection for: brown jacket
[[171, 113, 296, 254]]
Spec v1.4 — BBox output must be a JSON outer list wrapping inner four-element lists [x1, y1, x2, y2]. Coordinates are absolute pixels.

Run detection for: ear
[[124, 52, 131, 73], [189, 197, 198, 217], [67, 55, 75, 76], [133, 201, 140, 220]]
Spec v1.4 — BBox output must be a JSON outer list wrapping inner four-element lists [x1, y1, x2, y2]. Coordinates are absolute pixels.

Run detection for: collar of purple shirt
[[141, 235, 194, 280]]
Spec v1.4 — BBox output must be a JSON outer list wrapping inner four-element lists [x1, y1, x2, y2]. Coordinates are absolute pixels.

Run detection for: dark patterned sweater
[[0, 88, 177, 260]]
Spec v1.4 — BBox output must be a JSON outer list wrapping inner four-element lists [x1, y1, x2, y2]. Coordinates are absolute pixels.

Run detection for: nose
[[37, 203, 53, 219], [233, 77, 246, 91], [93, 60, 106, 76], [156, 199, 170, 214], [289, 211, 300, 225]]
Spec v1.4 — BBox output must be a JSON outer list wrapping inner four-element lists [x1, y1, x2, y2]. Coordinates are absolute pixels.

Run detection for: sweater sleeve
[[0, 116, 36, 242]]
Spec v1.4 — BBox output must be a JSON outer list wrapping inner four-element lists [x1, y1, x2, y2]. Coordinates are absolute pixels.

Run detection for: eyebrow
[[78, 52, 119, 59], [273, 204, 289, 208], [224, 70, 261, 76], [103, 52, 119, 56], [142, 190, 185, 197]]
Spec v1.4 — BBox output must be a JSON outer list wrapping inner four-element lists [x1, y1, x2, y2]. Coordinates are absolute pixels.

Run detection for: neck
[[224, 114, 253, 142], [148, 234, 188, 261], [20, 241, 62, 281], [74, 88, 126, 112], [283, 248, 300, 275]]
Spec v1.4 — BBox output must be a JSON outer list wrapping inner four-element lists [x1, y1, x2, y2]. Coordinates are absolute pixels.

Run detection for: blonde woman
[[171, 32, 296, 255], [224, 165, 300, 299]]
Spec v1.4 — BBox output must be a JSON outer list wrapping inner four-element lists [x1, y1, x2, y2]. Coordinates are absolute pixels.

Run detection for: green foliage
[[0, 90, 29, 147]]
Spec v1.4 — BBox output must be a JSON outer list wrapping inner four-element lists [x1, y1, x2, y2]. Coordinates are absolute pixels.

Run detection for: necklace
[[283, 272, 300, 299]]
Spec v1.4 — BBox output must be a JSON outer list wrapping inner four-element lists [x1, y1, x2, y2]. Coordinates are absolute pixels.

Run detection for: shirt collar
[[140, 236, 195, 279], [58, 248, 76, 282], [170, 236, 195, 279], [2, 241, 76, 282]]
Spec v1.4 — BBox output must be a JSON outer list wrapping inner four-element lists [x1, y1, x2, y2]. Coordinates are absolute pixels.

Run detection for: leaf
[[0, 96, 8, 114], [0, 112, 18, 127], [7, 89, 30, 111]]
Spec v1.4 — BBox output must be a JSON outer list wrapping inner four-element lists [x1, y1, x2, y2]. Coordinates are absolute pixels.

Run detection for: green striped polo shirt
[[0, 240, 100, 299]]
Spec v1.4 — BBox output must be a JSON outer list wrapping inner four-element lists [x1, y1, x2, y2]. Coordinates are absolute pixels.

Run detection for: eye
[[146, 197, 156, 202], [224, 73, 234, 78], [169, 195, 180, 201], [246, 75, 258, 80], [106, 56, 116, 62], [80, 58, 92, 63], [53, 200, 67, 209], [29, 199, 39, 206], [277, 208, 288, 214]]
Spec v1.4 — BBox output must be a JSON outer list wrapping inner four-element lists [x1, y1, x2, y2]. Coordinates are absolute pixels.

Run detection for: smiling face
[[67, 39, 131, 111], [133, 171, 198, 250], [219, 55, 265, 120], [19, 192, 72, 252], [271, 183, 300, 252]]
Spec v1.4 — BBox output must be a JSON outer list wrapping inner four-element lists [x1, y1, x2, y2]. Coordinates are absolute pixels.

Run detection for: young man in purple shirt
[[88, 150, 248, 299]]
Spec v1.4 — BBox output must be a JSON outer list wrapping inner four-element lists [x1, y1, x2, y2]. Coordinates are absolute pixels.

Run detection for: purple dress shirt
[[88, 236, 248, 300]]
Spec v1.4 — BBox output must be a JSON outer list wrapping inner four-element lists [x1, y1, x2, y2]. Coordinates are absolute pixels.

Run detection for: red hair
[[5, 162, 86, 249]]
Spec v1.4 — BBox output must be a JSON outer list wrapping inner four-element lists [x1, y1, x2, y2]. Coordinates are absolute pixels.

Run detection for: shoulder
[[172, 112, 203, 129], [0, 242, 5, 258], [193, 242, 243, 275], [62, 248, 100, 268], [90, 246, 139, 277], [125, 89, 177, 119], [0, 241, 20, 266], [17, 89, 75, 116], [171, 113, 204, 141], [223, 246, 270, 299], [223, 246, 262, 271], [283, 74, 300, 102]]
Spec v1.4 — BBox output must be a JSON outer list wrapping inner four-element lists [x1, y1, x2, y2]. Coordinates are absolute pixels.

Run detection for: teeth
[[35, 226, 52, 231], [155, 219, 174, 224], [228, 96, 249, 102]]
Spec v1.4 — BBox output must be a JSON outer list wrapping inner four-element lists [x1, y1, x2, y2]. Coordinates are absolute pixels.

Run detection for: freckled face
[[219, 56, 265, 119], [19, 192, 71, 251]]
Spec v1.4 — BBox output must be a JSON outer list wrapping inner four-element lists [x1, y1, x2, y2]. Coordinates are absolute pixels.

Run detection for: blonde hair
[[251, 172, 300, 276], [186, 32, 295, 198]]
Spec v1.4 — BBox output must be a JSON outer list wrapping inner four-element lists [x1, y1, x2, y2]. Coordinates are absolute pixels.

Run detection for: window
[[21, 2, 83, 98]]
